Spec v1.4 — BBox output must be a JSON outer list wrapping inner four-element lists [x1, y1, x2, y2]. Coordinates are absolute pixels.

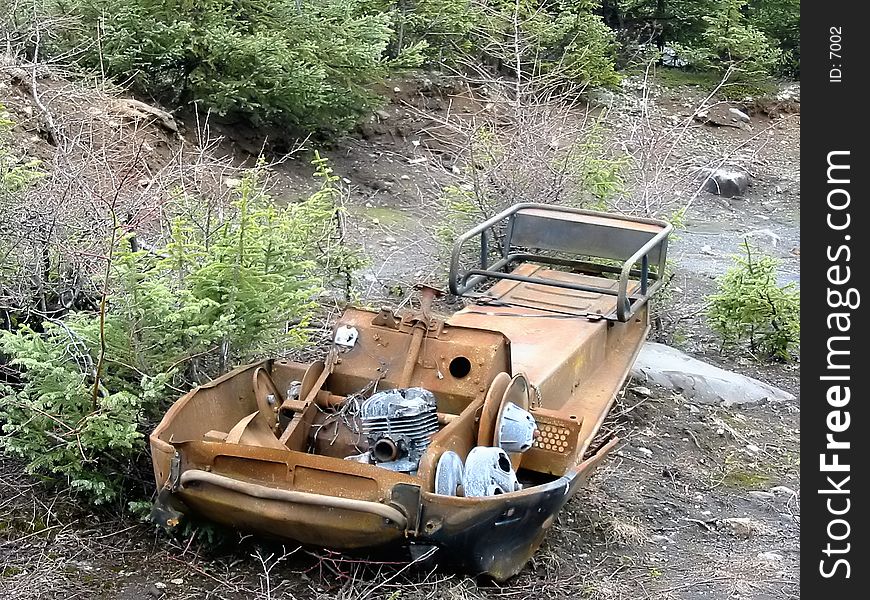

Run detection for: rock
[[400, 174, 411, 180], [746, 443, 761, 453], [748, 491, 776, 501], [637, 446, 653, 457], [776, 84, 800, 102], [745, 228, 782, 247], [170, 578, 184, 585], [587, 89, 616, 107], [374, 109, 392, 121], [720, 517, 755, 538], [630, 343, 796, 406], [757, 551, 784, 563], [370, 180, 393, 191], [698, 167, 751, 197], [660, 46, 688, 67], [153, 582, 167, 590], [770, 485, 798, 497], [700, 244, 716, 255], [630, 385, 652, 397], [729, 108, 751, 122], [651, 534, 674, 544], [112, 98, 178, 132]]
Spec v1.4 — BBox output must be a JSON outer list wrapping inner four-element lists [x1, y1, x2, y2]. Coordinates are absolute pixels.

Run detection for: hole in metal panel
[[449, 356, 472, 379]]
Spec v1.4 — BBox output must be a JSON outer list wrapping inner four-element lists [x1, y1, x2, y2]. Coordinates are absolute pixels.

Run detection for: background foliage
[[0, 157, 358, 504], [4, 1, 799, 132]]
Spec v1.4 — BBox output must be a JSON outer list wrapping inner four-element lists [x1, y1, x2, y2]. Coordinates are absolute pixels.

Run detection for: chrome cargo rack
[[448, 203, 672, 322]]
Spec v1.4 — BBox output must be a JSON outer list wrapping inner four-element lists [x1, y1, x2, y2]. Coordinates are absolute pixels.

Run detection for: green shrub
[[746, 0, 800, 75], [0, 156, 359, 504], [64, 0, 393, 132], [0, 322, 148, 502], [707, 242, 799, 360]]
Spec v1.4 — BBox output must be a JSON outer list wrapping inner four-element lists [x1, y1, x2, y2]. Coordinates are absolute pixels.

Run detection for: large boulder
[[630, 343, 795, 406], [697, 167, 751, 197]]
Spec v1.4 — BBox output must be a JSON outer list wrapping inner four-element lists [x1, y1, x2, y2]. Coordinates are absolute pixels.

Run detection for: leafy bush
[[0, 157, 359, 504], [604, 0, 797, 77], [746, 0, 800, 75], [370, 0, 621, 88], [678, 2, 782, 78], [62, 0, 393, 132], [475, 0, 620, 88], [0, 322, 147, 502], [707, 242, 799, 360]]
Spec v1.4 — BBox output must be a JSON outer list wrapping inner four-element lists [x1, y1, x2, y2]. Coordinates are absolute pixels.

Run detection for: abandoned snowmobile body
[[150, 203, 671, 580]]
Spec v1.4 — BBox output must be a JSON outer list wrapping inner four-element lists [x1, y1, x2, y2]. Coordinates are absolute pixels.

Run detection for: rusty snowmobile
[[150, 203, 671, 580]]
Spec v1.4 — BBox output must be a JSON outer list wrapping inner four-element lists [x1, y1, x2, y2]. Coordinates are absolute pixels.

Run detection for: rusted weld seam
[[179, 470, 408, 528]]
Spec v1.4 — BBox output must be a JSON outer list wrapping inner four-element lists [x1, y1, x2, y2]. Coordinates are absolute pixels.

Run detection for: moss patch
[[722, 468, 771, 489]]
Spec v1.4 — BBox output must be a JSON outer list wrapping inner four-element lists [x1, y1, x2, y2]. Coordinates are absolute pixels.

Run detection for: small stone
[[716, 428, 725, 436], [374, 109, 392, 120], [384, 236, 397, 244], [746, 443, 761, 453], [400, 174, 411, 180], [630, 386, 652, 397], [342, 177, 352, 184], [170, 578, 184, 585], [371, 218, 380, 225], [748, 491, 775, 501], [451, 164, 461, 175], [223, 177, 241, 189], [721, 517, 754, 538], [393, 86, 402, 93], [365, 202, 374, 208], [770, 485, 798, 497], [153, 582, 167, 589], [637, 447, 653, 457], [757, 551, 784, 563], [745, 228, 781, 247], [729, 108, 751, 122], [651, 534, 673, 544], [700, 245, 715, 255]]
